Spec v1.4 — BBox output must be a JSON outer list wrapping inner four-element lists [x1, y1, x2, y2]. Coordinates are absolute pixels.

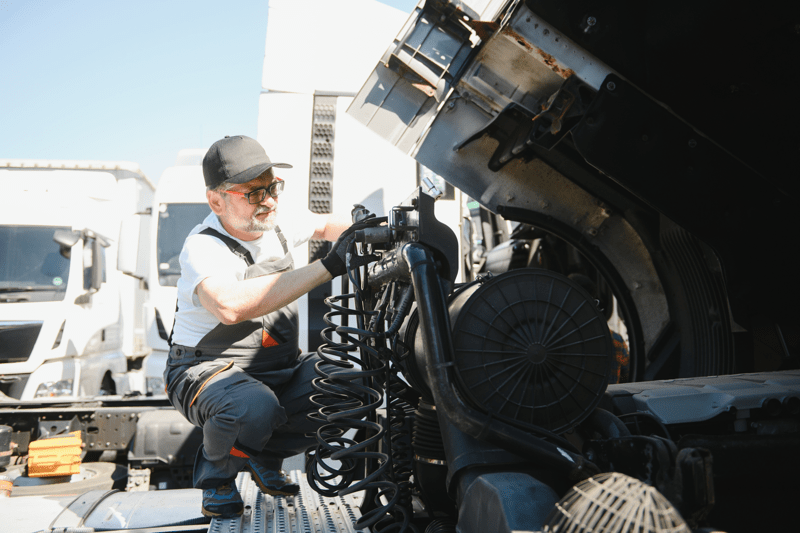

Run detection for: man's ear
[[207, 189, 225, 215]]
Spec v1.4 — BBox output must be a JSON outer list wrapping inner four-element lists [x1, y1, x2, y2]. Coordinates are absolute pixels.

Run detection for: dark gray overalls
[[165, 226, 326, 489]]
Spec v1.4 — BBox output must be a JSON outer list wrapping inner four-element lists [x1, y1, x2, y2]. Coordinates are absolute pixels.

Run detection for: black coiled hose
[[308, 291, 385, 497], [308, 232, 418, 532]]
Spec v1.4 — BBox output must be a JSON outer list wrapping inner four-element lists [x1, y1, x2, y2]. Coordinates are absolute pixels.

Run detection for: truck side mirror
[[90, 237, 108, 291], [118, 213, 148, 282], [53, 229, 81, 259]]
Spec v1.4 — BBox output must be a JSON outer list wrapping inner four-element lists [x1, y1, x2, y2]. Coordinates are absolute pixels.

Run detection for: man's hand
[[320, 225, 358, 278], [319, 215, 384, 277]]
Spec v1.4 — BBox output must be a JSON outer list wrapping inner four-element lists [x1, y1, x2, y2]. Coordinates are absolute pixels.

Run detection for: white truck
[[141, 149, 210, 396], [5, 2, 799, 533], [145, 0, 471, 363], [258, 0, 468, 352], [0, 159, 154, 401]]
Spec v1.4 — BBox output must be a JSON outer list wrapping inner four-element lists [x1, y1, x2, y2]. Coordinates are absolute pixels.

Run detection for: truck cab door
[[74, 234, 124, 396]]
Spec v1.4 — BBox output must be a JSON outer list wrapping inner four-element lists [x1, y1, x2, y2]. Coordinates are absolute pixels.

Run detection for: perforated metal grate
[[308, 96, 336, 262], [209, 470, 368, 533]]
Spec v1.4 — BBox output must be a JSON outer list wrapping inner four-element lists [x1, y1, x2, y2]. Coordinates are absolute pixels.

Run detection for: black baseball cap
[[202, 135, 292, 189]]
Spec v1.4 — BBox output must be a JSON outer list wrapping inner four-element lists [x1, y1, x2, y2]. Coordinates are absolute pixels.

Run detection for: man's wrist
[[320, 254, 343, 277]]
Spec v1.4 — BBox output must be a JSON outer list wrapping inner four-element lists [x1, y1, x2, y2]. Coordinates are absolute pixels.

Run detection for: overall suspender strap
[[199, 227, 255, 266], [169, 227, 254, 346], [274, 225, 289, 255], [168, 299, 179, 347], [169, 226, 290, 346]]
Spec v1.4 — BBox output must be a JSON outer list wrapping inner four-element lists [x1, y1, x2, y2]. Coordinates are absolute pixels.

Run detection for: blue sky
[[0, 0, 419, 183]]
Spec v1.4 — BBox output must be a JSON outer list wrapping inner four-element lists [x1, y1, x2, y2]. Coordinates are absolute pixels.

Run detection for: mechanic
[[165, 135, 358, 518]]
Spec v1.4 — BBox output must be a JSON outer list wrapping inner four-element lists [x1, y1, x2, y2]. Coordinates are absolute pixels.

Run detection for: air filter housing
[[448, 269, 613, 434]]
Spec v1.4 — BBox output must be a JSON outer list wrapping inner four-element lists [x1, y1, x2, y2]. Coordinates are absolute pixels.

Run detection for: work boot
[[202, 482, 244, 517], [245, 459, 300, 496]]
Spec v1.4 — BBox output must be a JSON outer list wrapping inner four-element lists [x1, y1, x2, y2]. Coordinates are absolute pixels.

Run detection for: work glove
[[320, 218, 384, 277], [320, 225, 360, 278]]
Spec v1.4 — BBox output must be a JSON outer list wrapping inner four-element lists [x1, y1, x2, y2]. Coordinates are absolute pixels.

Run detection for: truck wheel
[[5, 462, 126, 497]]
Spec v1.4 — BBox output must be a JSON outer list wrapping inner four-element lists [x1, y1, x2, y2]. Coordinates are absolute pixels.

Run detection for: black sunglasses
[[224, 178, 285, 204]]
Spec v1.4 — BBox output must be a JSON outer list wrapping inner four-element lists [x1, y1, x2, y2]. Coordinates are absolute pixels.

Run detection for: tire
[[6, 462, 126, 497]]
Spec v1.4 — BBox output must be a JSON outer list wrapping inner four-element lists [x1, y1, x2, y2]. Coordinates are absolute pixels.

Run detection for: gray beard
[[247, 208, 277, 232], [221, 195, 278, 235], [248, 218, 277, 232]]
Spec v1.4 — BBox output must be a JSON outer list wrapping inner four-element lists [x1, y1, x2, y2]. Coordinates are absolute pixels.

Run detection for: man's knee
[[207, 376, 285, 427], [200, 376, 288, 459]]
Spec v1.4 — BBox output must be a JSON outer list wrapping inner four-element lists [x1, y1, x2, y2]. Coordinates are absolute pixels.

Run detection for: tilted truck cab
[[336, 1, 800, 531], [348, 0, 799, 381]]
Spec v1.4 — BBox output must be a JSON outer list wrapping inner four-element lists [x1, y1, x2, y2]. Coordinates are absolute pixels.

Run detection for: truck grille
[[0, 321, 43, 363]]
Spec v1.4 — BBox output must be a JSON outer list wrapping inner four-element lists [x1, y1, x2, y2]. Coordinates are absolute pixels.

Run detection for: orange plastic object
[[27, 431, 82, 477], [0, 475, 12, 497]]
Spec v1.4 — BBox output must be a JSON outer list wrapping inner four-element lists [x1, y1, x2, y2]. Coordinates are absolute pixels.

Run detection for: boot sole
[[202, 506, 244, 518]]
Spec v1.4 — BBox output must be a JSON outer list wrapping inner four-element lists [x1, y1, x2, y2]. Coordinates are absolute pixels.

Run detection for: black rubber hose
[[582, 408, 632, 439]]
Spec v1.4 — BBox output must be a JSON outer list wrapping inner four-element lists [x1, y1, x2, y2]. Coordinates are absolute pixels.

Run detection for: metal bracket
[[84, 409, 139, 452], [126, 467, 151, 492], [455, 75, 593, 171]]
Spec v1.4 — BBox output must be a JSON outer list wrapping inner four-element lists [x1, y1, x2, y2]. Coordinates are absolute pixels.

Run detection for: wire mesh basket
[[544, 472, 690, 533]]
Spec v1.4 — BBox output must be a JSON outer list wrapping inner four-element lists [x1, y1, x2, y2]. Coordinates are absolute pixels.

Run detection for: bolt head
[[606, 81, 616, 91]]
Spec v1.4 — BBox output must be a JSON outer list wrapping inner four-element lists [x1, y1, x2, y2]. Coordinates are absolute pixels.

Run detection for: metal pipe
[[367, 248, 411, 289]]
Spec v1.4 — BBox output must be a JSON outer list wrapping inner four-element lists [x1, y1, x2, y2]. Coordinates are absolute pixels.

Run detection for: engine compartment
[[1, 190, 798, 532], [300, 190, 800, 532]]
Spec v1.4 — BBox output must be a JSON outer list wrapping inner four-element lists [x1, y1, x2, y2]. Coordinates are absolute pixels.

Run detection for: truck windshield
[[157, 203, 211, 286], [0, 226, 71, 302]]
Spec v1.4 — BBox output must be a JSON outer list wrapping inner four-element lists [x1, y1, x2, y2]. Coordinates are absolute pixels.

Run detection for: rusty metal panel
[[348, 63, 438, 155], [348, 2, 476, 155]]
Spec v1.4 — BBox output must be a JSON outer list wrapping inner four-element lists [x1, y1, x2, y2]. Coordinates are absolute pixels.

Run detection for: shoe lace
[[216, 483, 235, 494], [249, 462, 292, 484]]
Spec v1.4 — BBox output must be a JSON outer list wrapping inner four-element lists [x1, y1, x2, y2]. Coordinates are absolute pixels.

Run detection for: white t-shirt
[[171, 210, 318, 347]]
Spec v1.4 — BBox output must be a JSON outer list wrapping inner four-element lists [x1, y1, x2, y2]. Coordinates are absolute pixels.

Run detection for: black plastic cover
[[449, 269, 612, 434]]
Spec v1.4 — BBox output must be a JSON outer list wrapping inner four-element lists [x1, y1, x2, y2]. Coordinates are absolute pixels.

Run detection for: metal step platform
[[209, 470, 369, 533]]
